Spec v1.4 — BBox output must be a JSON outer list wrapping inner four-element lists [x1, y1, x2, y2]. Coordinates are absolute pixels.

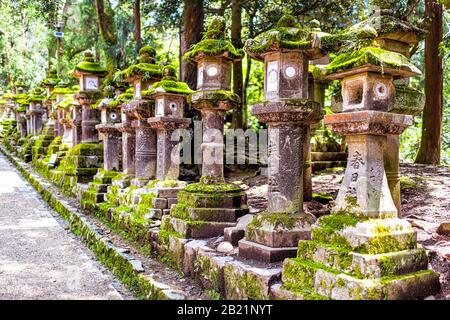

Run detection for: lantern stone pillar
[[280, 27, 440, 300], [238, 15, 327, 263], [161, 18, 248, 239]]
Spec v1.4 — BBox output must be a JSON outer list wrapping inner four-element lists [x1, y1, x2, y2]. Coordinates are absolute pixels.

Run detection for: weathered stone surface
[[223, 259, 282, 300], [238, 239, 298, 263], [167, 216, 236, 239], [194, 248, 234, 294], [152, 197, 168, 209], [182, 240, 208, 276], [224, 227, 245, 246]]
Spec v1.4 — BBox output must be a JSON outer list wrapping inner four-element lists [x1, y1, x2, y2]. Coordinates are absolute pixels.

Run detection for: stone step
[[311, 217, 417, 255], [297, 240, 429, 278], [282, 258, 440, 300], [171, 204, 249, 223], [163, 216, 236, 239], [178, 191, 247, 209]]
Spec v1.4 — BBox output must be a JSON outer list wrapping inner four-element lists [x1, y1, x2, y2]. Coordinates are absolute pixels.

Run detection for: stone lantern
[[71, 51, 107, 144], [161, 17, 248, 239], [238, 15, 328, 263], [27, 88, 46, 136], [145, 66, 192, 219], [279, 27, 440, 300], [121, 46, 163, 186], [40, 68, 61, 135], [96, 85, 122, 172], [15, 99, 28, 138], [348, 0, 427, 216]]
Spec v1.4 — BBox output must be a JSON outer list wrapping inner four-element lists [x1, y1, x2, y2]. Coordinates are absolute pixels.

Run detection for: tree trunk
[[134, 0, 141, 51], [231, 0, 244, 129], [180, 0, 204, 90], [415, 0, 443, 165], [94, 0, 118, 74]]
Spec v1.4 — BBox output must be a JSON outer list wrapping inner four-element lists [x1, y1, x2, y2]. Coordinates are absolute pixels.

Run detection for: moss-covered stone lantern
[[344, 0, 427, 216], [278, 27, 440, 300], [238, 15, 328, 263], [27, 88, 47, 136], [95, 85, 122, 172], [120, 45, 163, 186], [142, 66, 193, 219], [161, 17, 248, 240], [71, 51, 108, 144]]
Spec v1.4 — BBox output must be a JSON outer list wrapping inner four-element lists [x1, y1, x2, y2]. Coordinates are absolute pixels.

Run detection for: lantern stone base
[[238, 213, 314, 263], [81, 169, 121, 211], [161, 181, 249, 239], [280, 213, 440, 300], [53, 143, 104, 191]]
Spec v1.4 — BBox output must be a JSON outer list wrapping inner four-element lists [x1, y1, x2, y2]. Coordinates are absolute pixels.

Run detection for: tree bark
[[415, 0, 443, 165], [134, 0, 141, 51], [231, 0, 244, 129], [180, 0, 204, 90], [94, 0, 118, 74]]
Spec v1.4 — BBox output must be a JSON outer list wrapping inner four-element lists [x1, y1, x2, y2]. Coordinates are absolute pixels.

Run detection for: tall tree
[[180, 0, 204, 90], [415, 0, 444, 165], [94, 0, 118, 74], [231, 0, 244, 129], [134, 0, 141, 51]]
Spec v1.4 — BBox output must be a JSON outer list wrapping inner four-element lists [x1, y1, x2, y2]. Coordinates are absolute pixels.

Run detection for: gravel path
[[0, 154, 131, 300]]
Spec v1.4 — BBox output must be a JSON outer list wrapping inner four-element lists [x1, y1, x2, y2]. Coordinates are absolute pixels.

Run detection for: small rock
[[437, 223, 450, 236], [217, 241, 234, 253], [237, 214, 254, 228], [424, 295, 436, 300], [129, 260, 145, 273]]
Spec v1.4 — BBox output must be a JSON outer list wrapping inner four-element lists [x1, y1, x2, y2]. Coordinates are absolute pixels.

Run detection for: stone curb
[[0, 146, 186, 300]]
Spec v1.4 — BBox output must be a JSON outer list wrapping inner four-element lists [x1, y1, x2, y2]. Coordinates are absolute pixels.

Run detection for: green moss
[[149, 79, 193, 95], [312, 193, 334, 204], [248, 212, 302, 230], [184, 180, 241, 194], [187, 90, 241, 106], [184, 39, 243, 63], [118, 63, 162, 82], [399, 176, 418, 189], [325, 46, 419, 75]]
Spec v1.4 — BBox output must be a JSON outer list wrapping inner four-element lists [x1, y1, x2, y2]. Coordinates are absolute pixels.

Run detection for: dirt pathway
[[0, 153, 132, 300]]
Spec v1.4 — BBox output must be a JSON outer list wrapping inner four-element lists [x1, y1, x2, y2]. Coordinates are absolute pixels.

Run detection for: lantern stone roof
[[245, 15, 329, 61], [107, 91, 134, 108], [55, 96, 75, 110], [41, 67, 61, 88], [72, 51, 108, 77], [312, 24, 421, 80], [184, 17, 243, 63], [323, 46, 421, 79], [117, 46, 163, 82], [149, 66, 193, 96], [26, 88, 46, 102], [2, 92, 15, 100]]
